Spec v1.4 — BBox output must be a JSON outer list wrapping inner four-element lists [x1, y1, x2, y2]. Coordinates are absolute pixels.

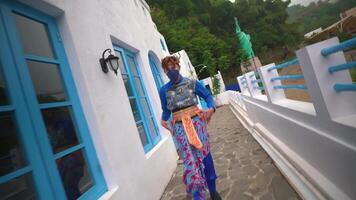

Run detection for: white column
[[237, 75, 250, 96], [296, 37, 356, 120], [217, 71, 226, 93], [258, 63, 286, 103], [245, 71, 262, 97]]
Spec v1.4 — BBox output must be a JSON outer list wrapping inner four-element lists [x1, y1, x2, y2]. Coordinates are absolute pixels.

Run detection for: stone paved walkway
[[160, 106, 301, 200]]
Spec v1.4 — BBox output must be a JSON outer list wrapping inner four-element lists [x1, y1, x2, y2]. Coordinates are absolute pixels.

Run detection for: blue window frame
[[148, 54, 164, 91], [160, 39, 166, 51], [114, 46, 161, 152], [0, 1, 106, 199]]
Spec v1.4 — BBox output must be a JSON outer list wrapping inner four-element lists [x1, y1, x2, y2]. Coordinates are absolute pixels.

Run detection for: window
[[114, 47, 161, 152], [148, 54, 164, 91], [0, 1, 106, 199], [160, 39, 166, 51]]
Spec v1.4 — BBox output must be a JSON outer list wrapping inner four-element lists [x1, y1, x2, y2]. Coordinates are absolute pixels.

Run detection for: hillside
[[287, 0, 356, 35], [147, 0, 302, 84]]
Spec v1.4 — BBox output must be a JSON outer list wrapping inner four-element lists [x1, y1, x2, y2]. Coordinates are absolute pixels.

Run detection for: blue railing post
[[270, 74, 304, 82], [296, 37, 356, 120], [328, 61, 356, 73], [321, 37, 356, 56], [267, 58, 299, 72]]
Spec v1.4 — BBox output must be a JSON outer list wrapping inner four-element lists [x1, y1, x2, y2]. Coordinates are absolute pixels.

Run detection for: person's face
[[164, 61, 180, 74]]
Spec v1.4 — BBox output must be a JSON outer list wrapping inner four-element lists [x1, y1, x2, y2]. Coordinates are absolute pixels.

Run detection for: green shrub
[[350, 69, 356, 82]]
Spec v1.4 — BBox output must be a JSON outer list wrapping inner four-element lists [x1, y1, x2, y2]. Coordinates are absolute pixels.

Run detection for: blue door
[[0, 1, 106, 199]]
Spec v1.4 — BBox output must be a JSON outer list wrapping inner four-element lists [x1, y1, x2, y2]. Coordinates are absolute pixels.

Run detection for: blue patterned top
[[159, 77, 215, 121]]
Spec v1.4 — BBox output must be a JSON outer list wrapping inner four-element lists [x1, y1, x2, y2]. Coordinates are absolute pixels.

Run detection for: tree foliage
[[147, 0, 302, 81], [287, 0, 356, 35]]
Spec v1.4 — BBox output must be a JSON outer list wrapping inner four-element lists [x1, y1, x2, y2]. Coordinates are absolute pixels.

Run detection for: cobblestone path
[[160, 106, 301, 200]]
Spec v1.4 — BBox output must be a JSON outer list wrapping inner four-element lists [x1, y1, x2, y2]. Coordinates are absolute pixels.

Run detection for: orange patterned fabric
[[172, 106, 205, 150]]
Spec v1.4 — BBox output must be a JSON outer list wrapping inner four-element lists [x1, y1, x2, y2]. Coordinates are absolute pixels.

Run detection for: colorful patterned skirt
[[173, 115, 211, 198]]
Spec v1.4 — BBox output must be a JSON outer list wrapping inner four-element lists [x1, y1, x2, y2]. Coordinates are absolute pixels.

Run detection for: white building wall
[[22, 0, 177, 199]]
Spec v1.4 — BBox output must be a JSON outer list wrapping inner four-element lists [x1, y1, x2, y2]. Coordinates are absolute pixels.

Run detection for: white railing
[[225, 37, 356, 200]]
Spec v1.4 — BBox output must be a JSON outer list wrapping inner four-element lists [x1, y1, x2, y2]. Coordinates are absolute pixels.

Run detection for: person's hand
[[204, 108, 214, 123], [161, 120, 172, 134]]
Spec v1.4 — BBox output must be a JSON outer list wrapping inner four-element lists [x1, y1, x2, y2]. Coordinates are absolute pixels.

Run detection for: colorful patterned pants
[[173, 115, 217, 199]]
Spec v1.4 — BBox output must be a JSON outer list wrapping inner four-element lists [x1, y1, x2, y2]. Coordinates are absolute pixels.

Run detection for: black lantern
[[100, 48, 120, 75]]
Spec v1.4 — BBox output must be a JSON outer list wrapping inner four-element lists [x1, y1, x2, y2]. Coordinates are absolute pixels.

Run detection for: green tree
[[147, 0, 302, 83]]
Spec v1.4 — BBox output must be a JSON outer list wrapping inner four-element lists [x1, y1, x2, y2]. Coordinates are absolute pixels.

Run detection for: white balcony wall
[[228, 37, 356, 200]]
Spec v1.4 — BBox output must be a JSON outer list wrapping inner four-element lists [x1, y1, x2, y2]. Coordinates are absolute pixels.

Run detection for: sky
[[229, 0, 319, 6], [287, 0, 319, 6]]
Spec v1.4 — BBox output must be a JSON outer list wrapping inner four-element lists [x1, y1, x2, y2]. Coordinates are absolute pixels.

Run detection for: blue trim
[[148, 54, 164, 91], [334, 83, 356, 92], [39, 101, 71, 109], [114, 46, 161, 152], [126, 52, 152, 151], [267, 59, 299, 72], [321, 37, 356, 56], [328, 61, 356, 73], [49, 16, 107, 200], [160, 39, 166, 51], [0, 1, 107, 199], [4, 7, 69, 199], [24, 54, 60, 64], [77, 184, 107, 200], [128, 53, 161, 147], [0, 166, 32, 184], [135, 119, 144, 124], [273, 85, 307, 90], [270, 74, 304, 82], [0, 3, 55, 199], [0, 105, 14, 112], [53, 144, 84, 160]]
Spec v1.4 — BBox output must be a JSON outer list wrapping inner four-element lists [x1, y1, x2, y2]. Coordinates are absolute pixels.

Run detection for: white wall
[[232, 94, 355, 200], [23, 0, 178, 199]]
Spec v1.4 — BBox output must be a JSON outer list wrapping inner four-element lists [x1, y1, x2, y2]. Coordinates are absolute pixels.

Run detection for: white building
[[200, 71, 226, 95], [0, 0, 178, 200]]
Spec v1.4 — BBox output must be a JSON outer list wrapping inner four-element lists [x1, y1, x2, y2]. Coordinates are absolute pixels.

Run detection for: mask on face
[[167, 69, 181, 82]]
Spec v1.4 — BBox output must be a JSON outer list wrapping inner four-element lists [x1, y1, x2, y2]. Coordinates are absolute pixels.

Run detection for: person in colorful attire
[[159, 55, 222, 200]]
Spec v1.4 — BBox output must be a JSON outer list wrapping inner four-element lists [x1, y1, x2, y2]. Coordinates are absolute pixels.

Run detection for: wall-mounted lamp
[[100, 48, 120, 75]]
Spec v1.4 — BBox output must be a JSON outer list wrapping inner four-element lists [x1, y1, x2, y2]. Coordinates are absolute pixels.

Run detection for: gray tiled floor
[[160, 106, 301, 200]]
